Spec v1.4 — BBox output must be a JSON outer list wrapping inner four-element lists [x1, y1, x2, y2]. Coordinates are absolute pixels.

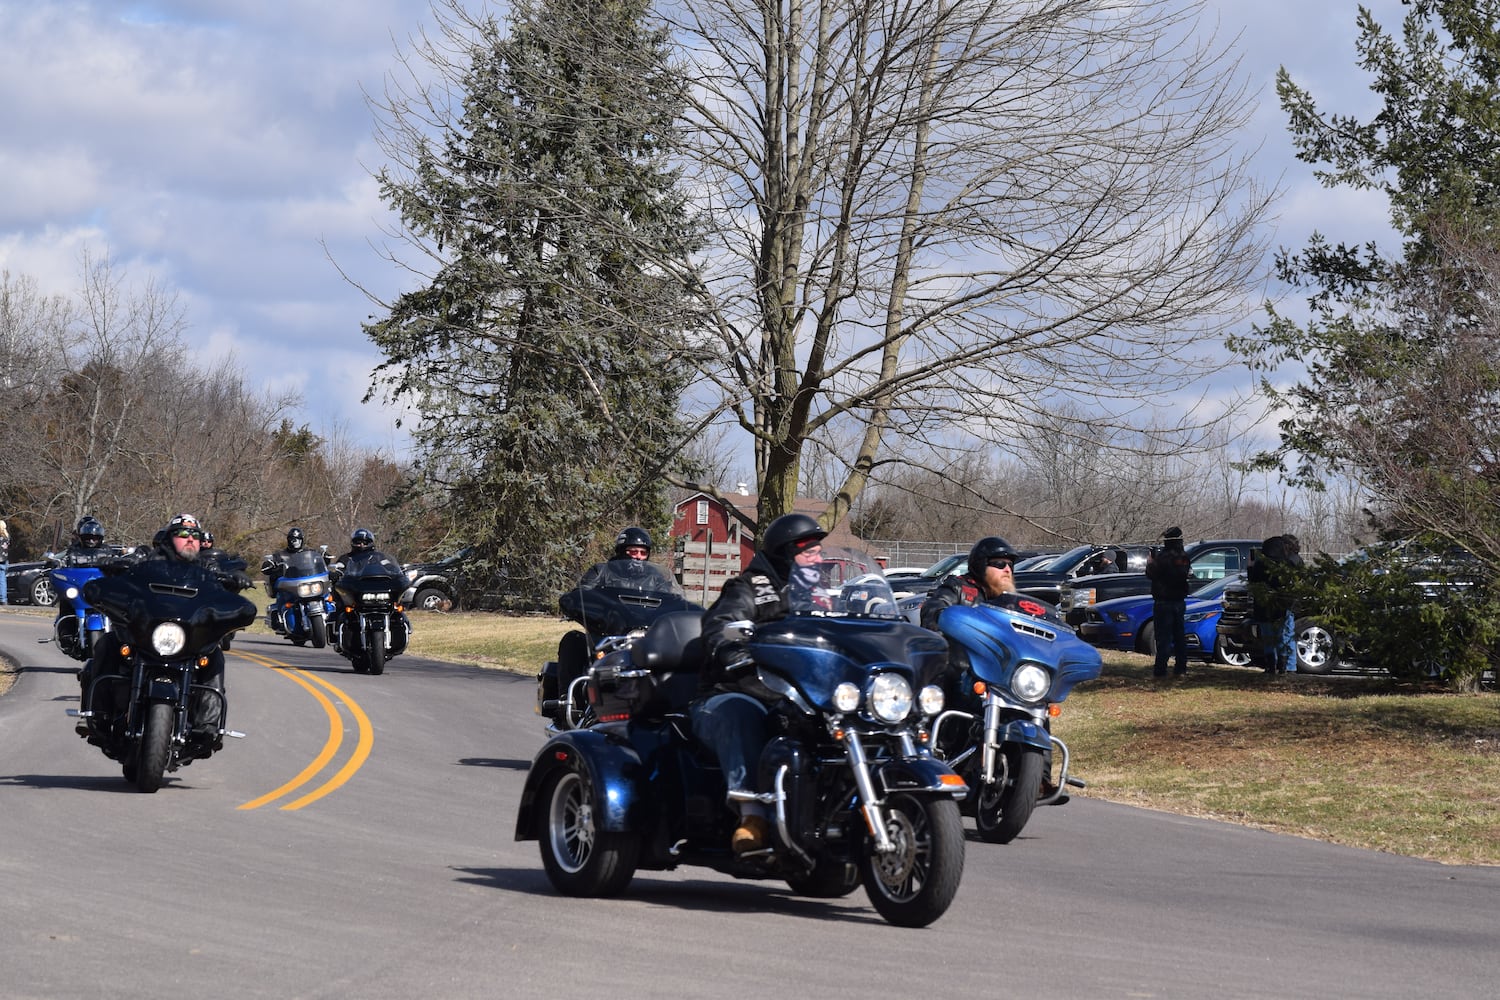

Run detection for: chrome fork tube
[[843, 731, 894, 853], [981, 695, 1002, 785]]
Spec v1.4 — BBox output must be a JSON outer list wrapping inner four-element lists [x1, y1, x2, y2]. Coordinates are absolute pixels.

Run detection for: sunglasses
[[624, 546, 650, 556], [171, 529, 203, 541], [987, 558, 1014, 570]]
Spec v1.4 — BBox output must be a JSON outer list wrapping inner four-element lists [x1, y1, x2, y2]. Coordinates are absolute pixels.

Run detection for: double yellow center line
[[232, 650, 374, 811]]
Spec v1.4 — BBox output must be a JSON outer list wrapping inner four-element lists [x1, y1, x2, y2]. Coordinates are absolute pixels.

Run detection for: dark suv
[[1058, 539, 1260, 627]]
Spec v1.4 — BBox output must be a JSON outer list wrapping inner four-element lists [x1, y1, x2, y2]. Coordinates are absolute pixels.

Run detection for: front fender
[[514, 728, 644, 841], [874, 755, 968, 798], [997, 717, 1051, 751]]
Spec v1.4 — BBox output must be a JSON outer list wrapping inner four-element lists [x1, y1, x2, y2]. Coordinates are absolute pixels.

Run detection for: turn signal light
[[1048, 703, 1061, 718], [971, 680, 987, 695], [119, 645, 132, 656], [938, 773, 966, 787]]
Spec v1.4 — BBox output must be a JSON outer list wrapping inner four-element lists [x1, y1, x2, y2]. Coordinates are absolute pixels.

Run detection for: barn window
[[696, 500, 709, 525]]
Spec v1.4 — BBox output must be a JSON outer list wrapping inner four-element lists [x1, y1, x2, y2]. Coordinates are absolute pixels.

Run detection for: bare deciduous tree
[[669, 0, 1272, 527]]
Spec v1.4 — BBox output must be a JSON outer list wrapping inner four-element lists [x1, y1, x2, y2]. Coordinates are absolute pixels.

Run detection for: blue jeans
[[689, 692, 769, 796], [1153, 600, 1188, 673], [0, 562, 7, 605], [1280, 611, 1297, 672]]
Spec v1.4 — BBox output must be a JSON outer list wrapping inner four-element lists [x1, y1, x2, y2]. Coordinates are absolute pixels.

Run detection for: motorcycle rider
[[577, 526, 654, 587], [694, 513, 829, 855], [262, 527, 329, 632], [329, 528, 410, 629], [50, 516, 115, 634], [77, 514, 248, 740]]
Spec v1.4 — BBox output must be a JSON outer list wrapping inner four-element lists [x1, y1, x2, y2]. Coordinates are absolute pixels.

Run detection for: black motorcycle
[[330, 554, 411, 675], [70, 559, 257, 792], [537, 560, 701, 730], [516, 581, 970, 928]]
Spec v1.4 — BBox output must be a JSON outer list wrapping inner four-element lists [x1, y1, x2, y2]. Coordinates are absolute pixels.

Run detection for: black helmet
[[613, 526, 653, 558], [202, 530, 215, 548], [967, 536, 1018, 578], [351, 528, 375, 551], [287, 527, 305, 551], [762, 514, 827, 559], [76, 516, 105, 549]]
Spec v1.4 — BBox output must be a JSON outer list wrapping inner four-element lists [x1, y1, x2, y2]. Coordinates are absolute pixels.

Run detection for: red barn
[[669, 487, 872, 604]]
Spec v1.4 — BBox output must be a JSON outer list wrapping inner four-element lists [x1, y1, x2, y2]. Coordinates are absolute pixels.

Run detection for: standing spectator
[[1248, 535, 1295, 674], [0, 518, 10, 605], [1145, 527, 1193, 677]]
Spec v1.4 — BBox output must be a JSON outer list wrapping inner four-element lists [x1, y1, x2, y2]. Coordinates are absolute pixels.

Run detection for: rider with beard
[[694, 513, 829, 855], [921, 536, 1060, 706], [77, 514, 246, 740]]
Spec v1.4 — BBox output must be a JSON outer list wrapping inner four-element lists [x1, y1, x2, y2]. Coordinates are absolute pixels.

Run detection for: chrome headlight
[[918, 684, 945, 716], [833, 682, 861, 713], [868, 673, 913, 724], [367, 592, 391, 601], [296, 580, 327, 599], [1010, 663, 1051, 702], [152, 622, 187, 656], [65, 586, 81, 600]]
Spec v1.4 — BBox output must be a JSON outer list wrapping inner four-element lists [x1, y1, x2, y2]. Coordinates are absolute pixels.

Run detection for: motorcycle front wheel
[[310, 613, 327, 649], [539, 769, 638, 897], [860, 793, 964, 927], [364, 629, 385, 675], [976, 747, 1043, 844], [134, 702, 174, 793]]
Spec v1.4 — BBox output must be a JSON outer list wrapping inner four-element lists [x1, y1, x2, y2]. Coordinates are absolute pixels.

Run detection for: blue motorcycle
[[516, 584, 970, 928], [47, 566, 110, 661], [261, 551, 334, 648], [928, 600, 1103, 843]]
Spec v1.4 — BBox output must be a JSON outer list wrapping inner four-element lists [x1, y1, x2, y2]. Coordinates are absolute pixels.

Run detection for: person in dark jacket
[[577, 526, 654, 588], [694, 513, 828, 855], [1145, 526, 1193, 677]]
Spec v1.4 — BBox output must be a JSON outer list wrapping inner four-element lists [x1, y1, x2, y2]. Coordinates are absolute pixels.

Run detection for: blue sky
[[0, 1, 1409, 455]]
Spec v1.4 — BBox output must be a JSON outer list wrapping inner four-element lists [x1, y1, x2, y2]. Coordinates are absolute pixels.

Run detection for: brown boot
[[731, 814, 770, 855]]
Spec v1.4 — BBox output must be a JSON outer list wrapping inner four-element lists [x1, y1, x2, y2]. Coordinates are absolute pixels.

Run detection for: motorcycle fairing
[[86, 560, 257, 656], [937, 604, 1102, 700], [748, 616, 950, 706]]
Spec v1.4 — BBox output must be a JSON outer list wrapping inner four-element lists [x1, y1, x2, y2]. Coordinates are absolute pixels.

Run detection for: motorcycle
[[927, 599, 1103, 843], [261, 549, 335, 648], [68, 558, 258, 792], [46, 566, 110, 661], [536, 559, 701, 730], [330, 554, 411, 675], [515, 579, 970, 928]]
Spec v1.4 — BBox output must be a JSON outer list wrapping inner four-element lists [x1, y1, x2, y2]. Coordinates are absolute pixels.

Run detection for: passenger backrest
[[631, 610, 704, 674]]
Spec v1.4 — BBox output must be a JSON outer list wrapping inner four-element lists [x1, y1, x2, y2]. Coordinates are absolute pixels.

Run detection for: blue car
[[1078, 575, 1252, 666]]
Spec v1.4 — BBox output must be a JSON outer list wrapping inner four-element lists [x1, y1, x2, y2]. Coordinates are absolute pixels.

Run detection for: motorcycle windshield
[[937, 603, 1103, 699], [85, 560, 258, 654], [278, 549, 328, 577], [747, 615, 950, 707], [559, 561, 700, 635]]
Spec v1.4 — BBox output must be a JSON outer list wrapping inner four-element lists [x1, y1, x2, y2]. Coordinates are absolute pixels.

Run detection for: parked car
[[1011, 543, 1153, 607], [6, 560, 58, 606], [1058, 539, 1261, 627], [402, 546, 474, 610], [1080, 574, 1252, 666]]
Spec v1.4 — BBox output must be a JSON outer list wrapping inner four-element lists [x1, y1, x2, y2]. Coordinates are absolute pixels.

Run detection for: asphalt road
[[2, 609, 1496, 1000]]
